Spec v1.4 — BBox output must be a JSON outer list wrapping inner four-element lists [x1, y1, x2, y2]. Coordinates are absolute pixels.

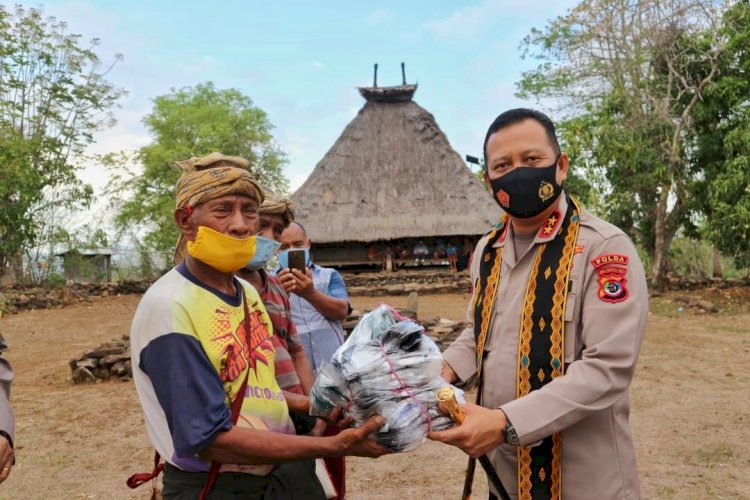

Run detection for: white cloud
[[271, 84, 365, 195], [423, 2, 491, 39], [274, 128, 325, 191], [289, 172, 310, 193], [480, 80, 535, 117], [423, 0, 576, 40], [366, 9, 394, 25], [78, 102, 150, 196], [311, 61, 328, 70], [181, 55, 218, 77], [278, 129, 316, 158], [88, 107, 150, 152]]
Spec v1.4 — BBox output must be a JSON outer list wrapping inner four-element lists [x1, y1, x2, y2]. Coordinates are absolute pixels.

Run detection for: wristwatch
[[503, 419, 519, 445]]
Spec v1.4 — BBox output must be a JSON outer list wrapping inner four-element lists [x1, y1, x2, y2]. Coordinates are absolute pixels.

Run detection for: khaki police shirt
[[0, 334, 14, 447], [444, 194, 647, 500]]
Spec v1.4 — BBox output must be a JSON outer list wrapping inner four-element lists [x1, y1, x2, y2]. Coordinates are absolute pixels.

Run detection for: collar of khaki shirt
[[492, 191, 587, 249]]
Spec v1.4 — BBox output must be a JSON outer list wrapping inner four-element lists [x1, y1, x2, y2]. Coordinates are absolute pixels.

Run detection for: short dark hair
[[482, 108, 561, 168]]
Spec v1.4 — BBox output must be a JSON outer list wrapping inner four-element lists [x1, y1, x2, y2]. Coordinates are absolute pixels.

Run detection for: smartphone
[[287, 249, 307, 273]]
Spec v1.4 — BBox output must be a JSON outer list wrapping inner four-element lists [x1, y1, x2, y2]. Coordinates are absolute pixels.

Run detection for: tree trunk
[[637, 187, 658, 258], [651, 182, 672, 291], [11, 252, 24, 284], [712, 247, 723, 278]]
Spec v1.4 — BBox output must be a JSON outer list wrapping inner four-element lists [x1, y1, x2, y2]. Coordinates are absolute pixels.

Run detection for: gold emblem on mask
[[539, 181, 555, 202]]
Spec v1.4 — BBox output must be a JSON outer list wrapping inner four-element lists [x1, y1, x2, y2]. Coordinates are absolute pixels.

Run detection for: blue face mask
[[245, 236, 282, 271], [277, 247, 310, 269]]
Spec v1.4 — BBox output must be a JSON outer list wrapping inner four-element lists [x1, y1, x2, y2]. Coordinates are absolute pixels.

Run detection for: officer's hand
[[0, 435, 13, 483], [428, 404, 506, 458], [441, 362, 457, 384], [291, 268, 315, 299], [332, 415, 390, 458]]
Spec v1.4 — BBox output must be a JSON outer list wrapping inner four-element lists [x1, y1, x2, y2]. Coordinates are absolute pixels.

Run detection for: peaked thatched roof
[[358, 84, 417, 103], [292, 88, 502, 243]]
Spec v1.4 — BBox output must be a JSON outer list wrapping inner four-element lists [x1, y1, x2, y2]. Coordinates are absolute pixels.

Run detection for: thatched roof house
[[292, 77, 501, 268]]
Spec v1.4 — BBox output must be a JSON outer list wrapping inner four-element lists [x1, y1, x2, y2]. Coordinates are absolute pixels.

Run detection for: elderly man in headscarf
[[128, 153, 387, 500]]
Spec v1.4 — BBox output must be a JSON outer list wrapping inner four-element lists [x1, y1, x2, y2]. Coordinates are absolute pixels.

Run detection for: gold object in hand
[[436, 386, 465, 424]]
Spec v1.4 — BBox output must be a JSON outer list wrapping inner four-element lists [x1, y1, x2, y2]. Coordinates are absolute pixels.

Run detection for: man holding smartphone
[[277, 221, 350, 375]]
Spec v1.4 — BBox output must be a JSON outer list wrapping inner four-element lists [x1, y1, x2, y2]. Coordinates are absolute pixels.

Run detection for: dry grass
[[0, 291, 747, 499]]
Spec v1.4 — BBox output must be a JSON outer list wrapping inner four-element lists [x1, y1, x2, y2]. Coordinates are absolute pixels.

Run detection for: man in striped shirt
[[236, 191, 320, 435], [277, 221, 351, 498]]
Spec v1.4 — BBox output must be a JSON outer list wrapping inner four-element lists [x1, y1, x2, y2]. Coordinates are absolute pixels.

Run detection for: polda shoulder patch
[[591, 254, 629, 303]]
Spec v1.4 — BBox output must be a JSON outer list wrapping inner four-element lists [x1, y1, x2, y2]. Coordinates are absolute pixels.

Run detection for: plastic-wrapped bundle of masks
[[309, 305, 464, 452]]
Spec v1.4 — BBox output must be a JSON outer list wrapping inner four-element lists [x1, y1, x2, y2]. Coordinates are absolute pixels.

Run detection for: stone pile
[[69, 335, 132, 384], [0, 281, 150, 315], [70, 305, 469, 384], [343, 270, 472, 297], [346, 281, 470, 296], [662, 276, 750, 292], [341, 308, 467, 352], [671, 295, 719, 314]]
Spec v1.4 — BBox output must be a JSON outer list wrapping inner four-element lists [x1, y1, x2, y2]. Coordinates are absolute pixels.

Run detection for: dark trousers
[[162, 461, 326, 500]]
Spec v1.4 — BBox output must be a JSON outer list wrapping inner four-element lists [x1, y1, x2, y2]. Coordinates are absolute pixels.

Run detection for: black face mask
[[488, 157, 563, 219]]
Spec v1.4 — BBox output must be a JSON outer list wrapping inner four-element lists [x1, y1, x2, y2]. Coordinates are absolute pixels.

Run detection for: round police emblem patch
[[597, 275, 628, 303], [538, 181, 555, 202], [604, 280, 623, 297]]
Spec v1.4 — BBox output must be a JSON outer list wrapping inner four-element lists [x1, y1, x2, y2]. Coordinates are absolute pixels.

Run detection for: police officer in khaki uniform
[[429, 109, 647, 500], [0, 331, 15, 484]]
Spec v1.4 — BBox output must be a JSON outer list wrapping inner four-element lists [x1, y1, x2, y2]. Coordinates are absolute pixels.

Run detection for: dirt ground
[[0, 289, 748, 499]]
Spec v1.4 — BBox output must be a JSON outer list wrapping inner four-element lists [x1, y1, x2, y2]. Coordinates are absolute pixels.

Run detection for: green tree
[[0, 4, 123, 279], [517, 0, 726, 289], [108, 82, 288, 254], [691, 2, 750, 268]]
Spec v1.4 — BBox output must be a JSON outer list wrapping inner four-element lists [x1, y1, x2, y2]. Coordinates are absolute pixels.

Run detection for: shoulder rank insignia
[[537, 210, 562, 239], [591, 254, 629, 303]]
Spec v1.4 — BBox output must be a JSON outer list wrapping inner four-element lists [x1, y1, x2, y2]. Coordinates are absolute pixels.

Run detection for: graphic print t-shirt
[[130, 262, 295, 474]]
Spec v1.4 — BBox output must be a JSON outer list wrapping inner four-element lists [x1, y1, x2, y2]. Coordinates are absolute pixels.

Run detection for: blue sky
[[17, 0, 579, 193]]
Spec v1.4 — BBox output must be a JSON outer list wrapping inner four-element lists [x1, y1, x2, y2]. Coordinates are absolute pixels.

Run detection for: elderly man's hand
[[309, 418, 327, 437], [323, 406, 354, 429], [428, 404, 506, 458], [331, 415, 390, 458], [0, 434, 14, 483]]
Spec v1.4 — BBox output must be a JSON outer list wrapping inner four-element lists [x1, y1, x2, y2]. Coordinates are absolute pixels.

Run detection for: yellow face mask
[[186, 225, 257, 273]]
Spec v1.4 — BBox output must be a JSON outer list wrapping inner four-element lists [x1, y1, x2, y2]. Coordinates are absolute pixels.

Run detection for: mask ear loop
[[186, 205, 193, 216]]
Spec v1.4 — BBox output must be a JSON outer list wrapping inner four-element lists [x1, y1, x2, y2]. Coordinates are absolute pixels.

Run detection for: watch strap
[[503, 418, 519, 445]]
